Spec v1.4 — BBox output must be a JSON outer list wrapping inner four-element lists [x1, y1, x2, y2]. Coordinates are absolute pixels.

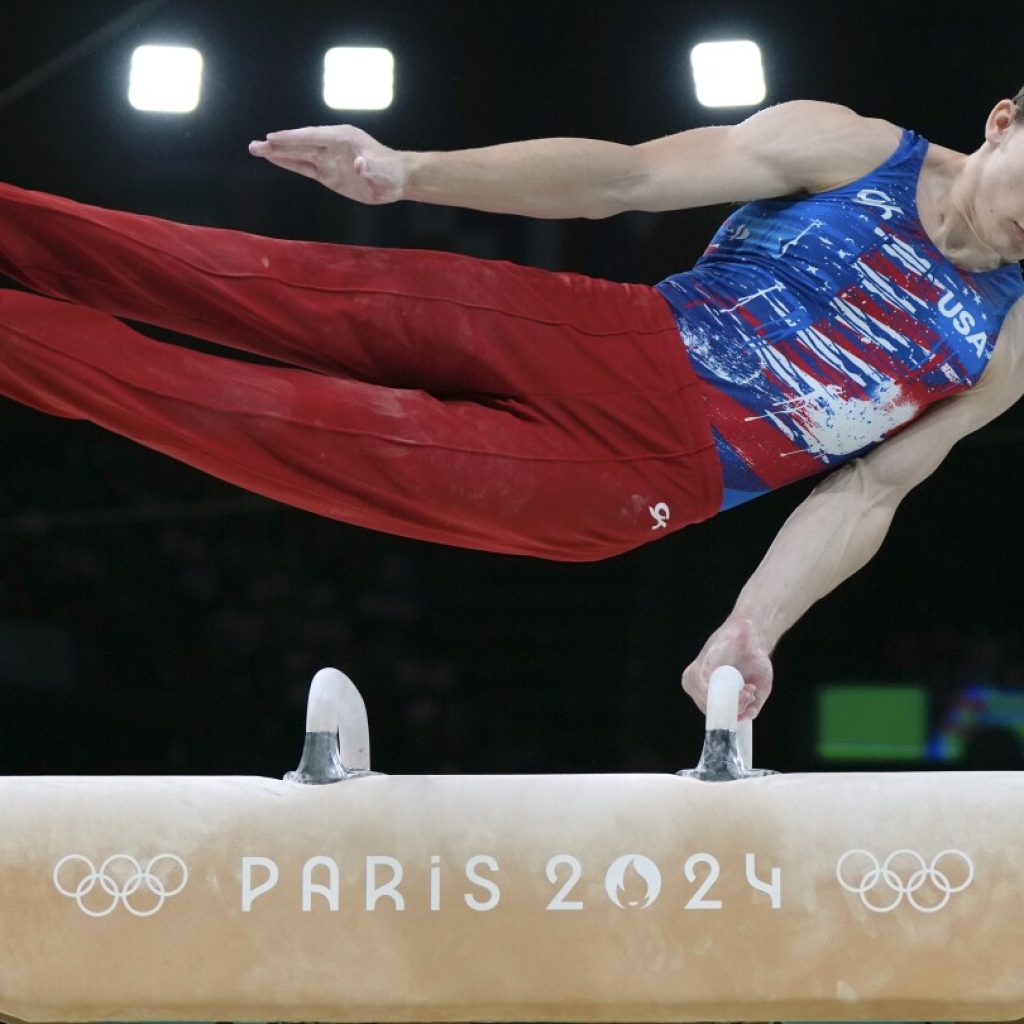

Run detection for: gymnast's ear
[[984, 98, 1020, 143]]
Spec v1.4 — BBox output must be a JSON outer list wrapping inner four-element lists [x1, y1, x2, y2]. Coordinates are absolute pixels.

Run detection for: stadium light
[[690, 40, 766, 109], [323, 47, 394, 111], [128, 45, 203, 113]]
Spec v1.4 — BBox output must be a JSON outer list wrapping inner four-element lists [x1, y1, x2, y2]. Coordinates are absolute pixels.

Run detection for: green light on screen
[[817, 684, 928, 761]]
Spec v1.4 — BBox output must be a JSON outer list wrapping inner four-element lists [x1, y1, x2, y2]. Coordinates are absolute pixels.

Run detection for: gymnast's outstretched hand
[[682, 616, 773, 721], [249, 125, 407, 204]]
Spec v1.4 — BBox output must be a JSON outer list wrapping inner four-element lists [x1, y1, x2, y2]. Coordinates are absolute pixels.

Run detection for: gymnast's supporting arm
[[248, 101, 899, 217], [683, 306, 1024, 721]]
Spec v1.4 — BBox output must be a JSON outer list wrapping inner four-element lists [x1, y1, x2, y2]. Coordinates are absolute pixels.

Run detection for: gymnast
[[2, 96, 1023, 723]]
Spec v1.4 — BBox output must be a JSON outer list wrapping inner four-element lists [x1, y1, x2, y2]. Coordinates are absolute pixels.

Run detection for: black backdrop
[[2, 0, 1022, 778]]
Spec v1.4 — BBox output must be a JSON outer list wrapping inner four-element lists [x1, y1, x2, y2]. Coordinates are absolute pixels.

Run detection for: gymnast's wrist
[[726, 606, 784, 655], [401, 150, 443, 203]]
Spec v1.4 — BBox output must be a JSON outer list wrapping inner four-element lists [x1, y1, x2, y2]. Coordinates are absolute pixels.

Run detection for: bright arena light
[[128, 45, 203, 113], [690, 40, 766, 109], [323, 47, 394, 111]]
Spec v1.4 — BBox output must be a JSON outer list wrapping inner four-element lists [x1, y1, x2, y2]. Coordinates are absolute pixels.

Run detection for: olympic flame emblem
[[604, 854, 662, 909]]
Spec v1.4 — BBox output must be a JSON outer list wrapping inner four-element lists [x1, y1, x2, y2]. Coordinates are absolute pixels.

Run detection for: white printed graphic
[[760, 378, 919, 459], [53, 853, 188, 917], [854, 188, 904, 220], [719, 282, 787, 315], [780, 219, 824, 256], [836, 849, 973, 913], [649, 502, 671, 530]]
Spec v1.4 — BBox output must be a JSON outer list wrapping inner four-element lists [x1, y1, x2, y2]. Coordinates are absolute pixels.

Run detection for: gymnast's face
[[975, 99, 1024, 260]]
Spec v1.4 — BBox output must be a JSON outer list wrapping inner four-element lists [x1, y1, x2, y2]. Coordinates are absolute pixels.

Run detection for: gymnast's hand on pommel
[[681, 616, 773, 721], [248, 125, 407, 204]]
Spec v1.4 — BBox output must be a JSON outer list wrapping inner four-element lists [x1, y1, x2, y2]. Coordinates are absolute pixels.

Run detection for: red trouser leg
[[0, 184, 722, 560]]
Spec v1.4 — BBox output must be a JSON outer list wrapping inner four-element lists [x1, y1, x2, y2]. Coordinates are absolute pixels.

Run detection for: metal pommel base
[[284, 731, 376, 785], [677, 727, 777, 781]]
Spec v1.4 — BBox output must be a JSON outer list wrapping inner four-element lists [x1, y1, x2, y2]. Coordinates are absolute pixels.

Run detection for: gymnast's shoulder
[[727, 100, 904, 196], [630, 100, 901, 210]]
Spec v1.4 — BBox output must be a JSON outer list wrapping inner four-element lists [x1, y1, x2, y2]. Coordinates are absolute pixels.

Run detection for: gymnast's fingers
[[254, 153, 321, 181], [264, 125, 342, 144], [250, 140, 328, 159], [261, 125, 372, 150], [739, 658, 773, 720]]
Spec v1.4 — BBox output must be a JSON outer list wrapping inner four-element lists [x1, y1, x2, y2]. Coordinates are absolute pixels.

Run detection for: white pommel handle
[[306, 667, 371, 771], [737, 718, 753, 769], [706, 665, 744, 732]]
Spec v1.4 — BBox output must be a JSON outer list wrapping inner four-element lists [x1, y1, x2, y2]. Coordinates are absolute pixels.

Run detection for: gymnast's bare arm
[[682, 300, 1024, 722], [247, 101, 899, 217]]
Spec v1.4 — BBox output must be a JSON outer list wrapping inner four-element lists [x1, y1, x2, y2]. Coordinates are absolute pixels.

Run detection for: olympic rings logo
[[53, 854, 188, 918], [836, 849, 974, 914]]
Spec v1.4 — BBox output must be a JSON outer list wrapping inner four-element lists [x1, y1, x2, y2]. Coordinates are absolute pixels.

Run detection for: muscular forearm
[[402, 138, 644, 219], [731, 462, 897, 651]]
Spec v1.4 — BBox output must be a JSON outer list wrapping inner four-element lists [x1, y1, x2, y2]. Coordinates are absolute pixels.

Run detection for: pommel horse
[[0, 667, 1021, 1023]]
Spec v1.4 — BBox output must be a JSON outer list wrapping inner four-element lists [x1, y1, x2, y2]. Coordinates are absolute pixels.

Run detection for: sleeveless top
[[656, 128, 1024, 510]]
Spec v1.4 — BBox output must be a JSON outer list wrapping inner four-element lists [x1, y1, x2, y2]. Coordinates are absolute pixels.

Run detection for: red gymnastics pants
[[0, 183, 722, 561]]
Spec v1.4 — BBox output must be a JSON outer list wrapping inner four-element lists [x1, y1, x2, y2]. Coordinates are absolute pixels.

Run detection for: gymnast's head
[[953, 88, 1024, 261]]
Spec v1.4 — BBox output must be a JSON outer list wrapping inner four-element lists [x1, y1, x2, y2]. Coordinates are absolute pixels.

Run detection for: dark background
[[1, 0, 1022, 779]]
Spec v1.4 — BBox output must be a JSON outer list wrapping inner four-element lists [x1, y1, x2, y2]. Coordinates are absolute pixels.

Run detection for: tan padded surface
[[0, 772, 1021, 1022]]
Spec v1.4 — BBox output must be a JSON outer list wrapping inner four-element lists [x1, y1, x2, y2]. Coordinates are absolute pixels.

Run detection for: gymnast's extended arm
[[247, 100, 893, 217], [682, 302, 1024, 721]]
